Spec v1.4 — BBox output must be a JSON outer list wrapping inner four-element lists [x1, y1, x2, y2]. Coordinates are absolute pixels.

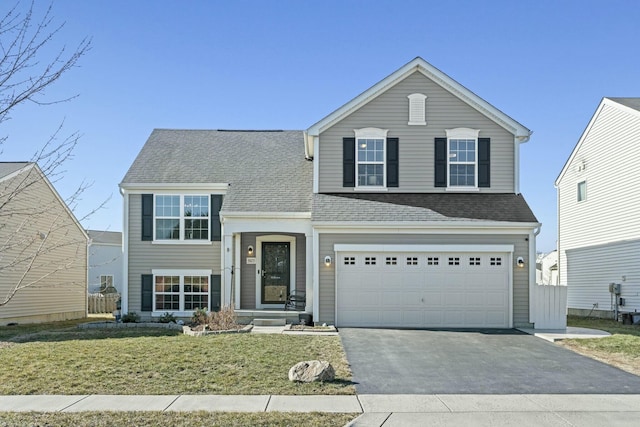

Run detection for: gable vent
[[408, 93, 427, 126]]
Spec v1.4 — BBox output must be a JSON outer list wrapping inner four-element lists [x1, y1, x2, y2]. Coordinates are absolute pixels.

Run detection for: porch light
[[247, 245, 254, 256], [516, 256, 525, 268], [324, 255, 332, 267]]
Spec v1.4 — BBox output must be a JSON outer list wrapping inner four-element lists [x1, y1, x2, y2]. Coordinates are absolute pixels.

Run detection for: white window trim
[[99, 274, 114, 290], [153, 194, 211, 244], [256, 235, 296, 309], [151, 269, 212, 316], [407, 93, 427, 125], [354, 127, 388, 189], [445, 128, 480, 190], [577, 180, 587, 202]]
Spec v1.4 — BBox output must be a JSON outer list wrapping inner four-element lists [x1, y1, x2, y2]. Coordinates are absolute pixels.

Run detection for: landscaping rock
[[288, 360, 335, 382]]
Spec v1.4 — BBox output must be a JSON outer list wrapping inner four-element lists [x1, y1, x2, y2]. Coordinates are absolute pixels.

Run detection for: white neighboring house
[[536, 251, 558, 286], [87, 230, 123, 294], [556, 97, 640, 318]]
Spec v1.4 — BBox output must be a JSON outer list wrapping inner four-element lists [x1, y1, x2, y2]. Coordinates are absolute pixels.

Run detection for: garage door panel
[[337, 251, 510, 328]]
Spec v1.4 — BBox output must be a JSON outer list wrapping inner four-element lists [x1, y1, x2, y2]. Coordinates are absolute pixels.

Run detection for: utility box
[[609, 283, 621, 295]]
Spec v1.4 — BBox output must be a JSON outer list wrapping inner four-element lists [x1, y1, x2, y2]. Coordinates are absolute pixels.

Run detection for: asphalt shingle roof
[[313, 193, 538, 223], [0, 162, 31, 179], [121, 130, 313, 213], [608, 97, 640, 112], [87, 230, 122, 245]]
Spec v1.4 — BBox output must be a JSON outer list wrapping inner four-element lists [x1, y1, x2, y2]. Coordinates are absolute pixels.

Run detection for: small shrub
[[158, 312, 176, 323], [207, 305, 239, 331], [191, 307, 208, 326], [121, 312, 140, 323]]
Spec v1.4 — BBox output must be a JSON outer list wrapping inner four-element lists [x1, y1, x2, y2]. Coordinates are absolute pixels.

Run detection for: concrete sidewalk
[[1, 394, 640, 426]]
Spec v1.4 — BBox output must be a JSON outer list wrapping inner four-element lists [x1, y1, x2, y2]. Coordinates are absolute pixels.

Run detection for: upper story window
[[447, 128, 479, 188], [355, 128, 388, 187], [577, 181, 586, 202], [155, 195, 209, 241], [407, 93, 427, 125]]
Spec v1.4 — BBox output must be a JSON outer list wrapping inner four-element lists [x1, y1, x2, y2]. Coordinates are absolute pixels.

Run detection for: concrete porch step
[[253, 318, 286, 327]]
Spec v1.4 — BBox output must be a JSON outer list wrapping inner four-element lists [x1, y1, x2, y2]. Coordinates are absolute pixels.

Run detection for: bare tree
[[0, 1, 92, 309]]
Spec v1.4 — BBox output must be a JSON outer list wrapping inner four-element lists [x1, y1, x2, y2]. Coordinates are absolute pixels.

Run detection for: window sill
[[152, 240, 213, 245], [354, 187, 389, 192], [445, 187, 480, 192]]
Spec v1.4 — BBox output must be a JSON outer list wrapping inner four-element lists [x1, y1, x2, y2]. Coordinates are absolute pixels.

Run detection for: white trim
[[333, 244, 515, 253], [306, 57, 531, 139], [255, 235, 296, 309], [153, 194, 211, 242], [312, 228, 320, 321], [312, 221, 541, 231], [446, 128, 480, 189], [305, 232, 314, 313], [354, 128, 388, 189], [234, 233, 241, 309], [220, 211, 311, 219], [313, 134, 319, 194], [122, 191, 129, 313], [514, 136, 520, 194], [445, 128, 480, 140], [150, 269, 213, 314], [119, 183, 229, 192]]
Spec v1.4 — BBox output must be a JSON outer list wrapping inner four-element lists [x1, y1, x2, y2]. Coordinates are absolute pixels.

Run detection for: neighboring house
[[0, 162, 88, 324], [87, 230, 123, 294], [536, 251, 558, 286], [556, 97, 640, 318], [120, 57, 550, 328]]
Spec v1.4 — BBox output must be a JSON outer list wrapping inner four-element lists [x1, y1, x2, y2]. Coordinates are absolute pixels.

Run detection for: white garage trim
[[334, 244, 514, 253], [334, 245, 514, 328]]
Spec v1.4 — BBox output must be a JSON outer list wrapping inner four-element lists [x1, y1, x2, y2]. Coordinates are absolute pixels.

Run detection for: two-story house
[[120, 57, 544, 328], [556, 98, 640, 318]]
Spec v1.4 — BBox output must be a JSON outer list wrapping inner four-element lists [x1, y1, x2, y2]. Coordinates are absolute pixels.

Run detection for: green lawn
[[563, 316, 640, 376], [0, 411, 358, 427], [0, 320, 355, 395]]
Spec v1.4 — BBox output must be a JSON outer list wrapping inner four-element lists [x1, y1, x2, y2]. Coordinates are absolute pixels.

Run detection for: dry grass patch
[[0, 411, 358, 427], [0, 321, 354, 395], [561, 316, 640, 376]]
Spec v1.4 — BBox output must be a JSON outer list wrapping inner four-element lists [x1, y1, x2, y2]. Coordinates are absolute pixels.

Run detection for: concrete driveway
[[340, 328, 640, 394]]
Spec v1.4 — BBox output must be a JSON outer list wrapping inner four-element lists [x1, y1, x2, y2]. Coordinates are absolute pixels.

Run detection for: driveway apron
[[340, 328, 640, 394]]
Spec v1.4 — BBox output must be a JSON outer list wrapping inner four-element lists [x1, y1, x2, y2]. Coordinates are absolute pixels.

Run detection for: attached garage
[[335, 245, 513, 328]]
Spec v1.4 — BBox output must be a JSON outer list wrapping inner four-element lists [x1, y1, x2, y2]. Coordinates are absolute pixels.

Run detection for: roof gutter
[[303, 131, 314, 160]]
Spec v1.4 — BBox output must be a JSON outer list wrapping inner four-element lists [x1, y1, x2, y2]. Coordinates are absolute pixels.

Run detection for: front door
[[261, 242, 290, 304]]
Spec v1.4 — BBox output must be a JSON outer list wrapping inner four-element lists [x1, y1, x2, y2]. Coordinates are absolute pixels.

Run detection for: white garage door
[[336, 251, 510, 328]]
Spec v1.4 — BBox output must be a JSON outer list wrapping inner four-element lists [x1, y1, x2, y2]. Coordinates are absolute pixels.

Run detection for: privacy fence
[[88, 293, 120, 314]]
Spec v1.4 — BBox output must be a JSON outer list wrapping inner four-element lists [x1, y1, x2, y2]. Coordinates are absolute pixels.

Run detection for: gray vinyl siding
[[240, 233, 306, 309], [0, 168, 87, 324], [318, 233, 530, 326], [566, 239, 640, 313], [318, 71, 516, 193], [127, 194, 220, 314], [558, 103, 640, 286]]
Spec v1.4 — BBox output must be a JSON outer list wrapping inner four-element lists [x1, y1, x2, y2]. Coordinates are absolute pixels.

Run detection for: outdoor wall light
[[247, 245, 254, 256], [516, 256, 525, 268], [324, 255, 332, 267]]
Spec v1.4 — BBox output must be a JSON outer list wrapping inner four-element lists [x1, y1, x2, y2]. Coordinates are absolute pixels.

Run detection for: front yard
[[0, 319, 355, 395], [563, 316, 640, 376]]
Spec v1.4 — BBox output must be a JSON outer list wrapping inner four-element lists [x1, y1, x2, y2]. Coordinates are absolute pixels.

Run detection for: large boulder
[[288, 360, 335, 382]]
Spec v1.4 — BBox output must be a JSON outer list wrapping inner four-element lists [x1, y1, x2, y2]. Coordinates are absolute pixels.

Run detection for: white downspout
[[120, 188, 129, 314], [529, 225, 542, 326]]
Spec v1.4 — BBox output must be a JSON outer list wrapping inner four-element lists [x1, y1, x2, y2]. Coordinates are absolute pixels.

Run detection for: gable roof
[[87, 230, 122, 245], [0, 162, 31, 181], [555, 97, 640, 185], [120, 130, 313, 213], [313, 193, 538, 223], [306, 57, 531, 140]]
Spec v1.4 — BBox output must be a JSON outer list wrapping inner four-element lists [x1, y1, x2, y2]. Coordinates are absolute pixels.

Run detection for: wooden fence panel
[[88, 293, 120, 314]]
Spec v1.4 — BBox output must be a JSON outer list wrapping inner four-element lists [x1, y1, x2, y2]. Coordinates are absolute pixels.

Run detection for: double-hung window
[[155, 195, 209, 241], [446, 128, 480, 188], [153, 270, 210, 313], [355, 128, 388, 187]]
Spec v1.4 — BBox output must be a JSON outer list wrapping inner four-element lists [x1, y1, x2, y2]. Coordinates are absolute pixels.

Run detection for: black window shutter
[[434, 138, 447, 187], [478, 138, 490, 188], [343, 137, 356, 187], [210, 195, 223, 241], [386, 138, 399, 187], [141, 274, 153, 312], [210, 274, 221, 312], [141, 194, 153, 241]]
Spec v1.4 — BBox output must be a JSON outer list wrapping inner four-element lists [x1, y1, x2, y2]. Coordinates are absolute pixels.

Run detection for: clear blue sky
[[2, 0, 639, 253]]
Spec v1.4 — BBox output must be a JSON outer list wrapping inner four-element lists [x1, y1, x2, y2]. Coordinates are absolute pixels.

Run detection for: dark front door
[[261, 242, 290, 304]]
